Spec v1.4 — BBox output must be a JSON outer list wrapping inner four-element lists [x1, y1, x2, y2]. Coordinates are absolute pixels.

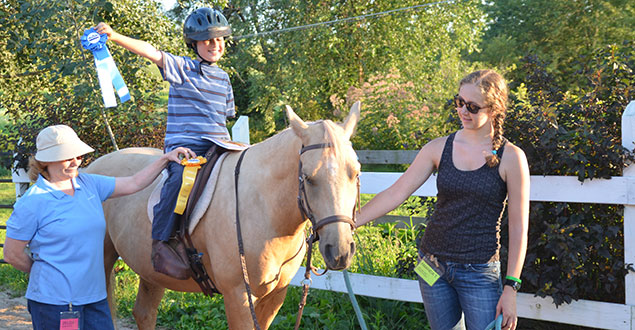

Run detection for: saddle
[[179, 144, 226, 295], [156, 145, 225, 295]]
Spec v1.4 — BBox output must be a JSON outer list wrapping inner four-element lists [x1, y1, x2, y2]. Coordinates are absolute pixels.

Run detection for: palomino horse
[[86, 102, 361, 329]]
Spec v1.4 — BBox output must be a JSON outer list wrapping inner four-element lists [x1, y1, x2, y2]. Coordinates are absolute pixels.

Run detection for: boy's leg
[[151, 143, 215, 279], [152, 160, 184, 241], [150, 160, 191, 279]]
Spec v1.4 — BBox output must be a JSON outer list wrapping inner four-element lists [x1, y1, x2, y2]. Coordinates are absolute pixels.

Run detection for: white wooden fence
[[7, 107, 635, 328], [291, 100, 635, 329]]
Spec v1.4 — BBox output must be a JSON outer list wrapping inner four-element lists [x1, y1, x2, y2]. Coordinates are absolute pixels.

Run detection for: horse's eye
[[303, 174, 314, 185]]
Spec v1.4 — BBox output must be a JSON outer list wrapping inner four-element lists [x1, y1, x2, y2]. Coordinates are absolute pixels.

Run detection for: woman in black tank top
[[357, 70, 530, 330]]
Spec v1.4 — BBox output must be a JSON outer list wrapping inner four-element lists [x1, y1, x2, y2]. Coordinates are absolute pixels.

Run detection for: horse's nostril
[[324, 244, 334, 262], [350, 242, 356, 255]]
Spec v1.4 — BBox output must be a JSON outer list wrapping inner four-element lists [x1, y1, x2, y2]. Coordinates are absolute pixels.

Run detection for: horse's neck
[[249, 129, 302, 178], [239, 129, 307, 235]]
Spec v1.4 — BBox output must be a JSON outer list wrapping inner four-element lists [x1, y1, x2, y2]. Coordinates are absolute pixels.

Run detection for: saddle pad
[[147, 152, 229, 235]]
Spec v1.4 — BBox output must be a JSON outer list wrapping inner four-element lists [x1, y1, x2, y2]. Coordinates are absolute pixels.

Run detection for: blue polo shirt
[[6, 173, 115, 305]]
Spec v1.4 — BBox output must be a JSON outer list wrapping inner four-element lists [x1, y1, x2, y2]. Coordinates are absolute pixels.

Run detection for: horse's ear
[[341, 101, 361, 139], [285, 105, 308, 137]]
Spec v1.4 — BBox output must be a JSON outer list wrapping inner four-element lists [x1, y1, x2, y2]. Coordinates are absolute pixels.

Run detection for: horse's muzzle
[[322, 241, 356, 270]]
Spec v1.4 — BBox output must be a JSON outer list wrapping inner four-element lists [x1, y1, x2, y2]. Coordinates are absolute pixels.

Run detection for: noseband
[[297, 143, 358, 243]]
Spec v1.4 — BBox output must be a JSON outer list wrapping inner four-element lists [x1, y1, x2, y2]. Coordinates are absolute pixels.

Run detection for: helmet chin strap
[[192, 43, 212, 74]]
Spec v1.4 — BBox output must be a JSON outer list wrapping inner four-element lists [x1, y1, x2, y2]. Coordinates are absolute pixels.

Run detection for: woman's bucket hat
[[34, 125, 95, 162]]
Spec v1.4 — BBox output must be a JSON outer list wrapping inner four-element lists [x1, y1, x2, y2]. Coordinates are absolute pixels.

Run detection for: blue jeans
[[418, 258, 502, 330], [152, 143, 215, 241], [27, 298, 114, 330]]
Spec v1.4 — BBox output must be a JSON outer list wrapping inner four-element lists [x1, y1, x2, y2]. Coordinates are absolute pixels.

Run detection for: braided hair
[[459, 70, 509, 167]]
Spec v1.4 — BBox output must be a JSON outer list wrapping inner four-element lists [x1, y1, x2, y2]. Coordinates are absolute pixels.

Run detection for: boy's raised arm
[[96, 22, 163, 68]]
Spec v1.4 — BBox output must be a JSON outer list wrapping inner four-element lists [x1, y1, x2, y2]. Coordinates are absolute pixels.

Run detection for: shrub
[[332, 69, 453, 151], [501, 41, 634, 305], [0, 92, 166, 172]]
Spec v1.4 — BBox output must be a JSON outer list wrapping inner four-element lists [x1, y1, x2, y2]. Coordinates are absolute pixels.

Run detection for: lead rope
[[294, 169, 362, 330], [293, 231, 315, 330], [344, 176, 368, 329], [234, 149, 261, 330]]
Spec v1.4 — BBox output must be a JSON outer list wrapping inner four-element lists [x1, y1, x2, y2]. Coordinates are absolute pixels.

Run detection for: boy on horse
[[96, 8, 235, 279]]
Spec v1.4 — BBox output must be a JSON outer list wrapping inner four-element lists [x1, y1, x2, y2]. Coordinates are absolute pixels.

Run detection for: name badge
[[60, 310, 80, 330], [414, 254, 445, 286]]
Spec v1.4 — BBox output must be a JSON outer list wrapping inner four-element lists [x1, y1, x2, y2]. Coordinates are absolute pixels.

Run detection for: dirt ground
[[0, 290, 138, 330]]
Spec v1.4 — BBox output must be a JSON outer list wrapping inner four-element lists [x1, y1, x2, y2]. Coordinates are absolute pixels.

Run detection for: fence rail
[[290, 269, 632, 330], [289, 171, 635, 329]]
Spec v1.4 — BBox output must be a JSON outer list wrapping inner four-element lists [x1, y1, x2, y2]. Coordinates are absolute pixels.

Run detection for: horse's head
[[285, 102, 361, 270]]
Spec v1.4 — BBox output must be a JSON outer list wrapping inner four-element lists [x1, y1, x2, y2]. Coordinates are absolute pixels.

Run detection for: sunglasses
[[454, 94, 486, 114], [64, 155, 83, 162]]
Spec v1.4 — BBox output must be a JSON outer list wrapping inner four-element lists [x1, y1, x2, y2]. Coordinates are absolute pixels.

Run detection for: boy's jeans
[[152, 143, 214, 241]]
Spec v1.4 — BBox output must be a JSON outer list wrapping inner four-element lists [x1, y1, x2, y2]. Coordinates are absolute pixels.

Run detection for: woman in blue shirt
[[3, 124, 194, 330]]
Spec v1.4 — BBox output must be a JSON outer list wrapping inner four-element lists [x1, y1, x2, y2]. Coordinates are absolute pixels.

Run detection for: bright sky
[[157, 0, 176, 10]]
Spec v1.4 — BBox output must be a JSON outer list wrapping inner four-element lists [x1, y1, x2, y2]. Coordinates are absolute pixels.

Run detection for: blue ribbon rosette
[[81, 28, 130, 107]]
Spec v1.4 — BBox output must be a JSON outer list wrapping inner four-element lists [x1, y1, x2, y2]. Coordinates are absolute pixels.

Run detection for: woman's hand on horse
[[111, 147, 196, 198], [165, 147, 196, 162]]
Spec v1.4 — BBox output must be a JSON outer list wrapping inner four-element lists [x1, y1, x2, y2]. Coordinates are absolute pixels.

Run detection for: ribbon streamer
[[174, 156, 208, 215], [81, 28, 130, 107]]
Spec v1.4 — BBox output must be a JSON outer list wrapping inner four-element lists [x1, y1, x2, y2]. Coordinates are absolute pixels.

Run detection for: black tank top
[[420, 132, 508, 263]]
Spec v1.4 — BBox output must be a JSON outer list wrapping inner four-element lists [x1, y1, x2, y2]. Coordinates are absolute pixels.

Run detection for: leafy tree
[[0, 0, 185, 168], [223, 0, 484, 143], [332, 69, 451, 151], [475, 0, 635, 90]]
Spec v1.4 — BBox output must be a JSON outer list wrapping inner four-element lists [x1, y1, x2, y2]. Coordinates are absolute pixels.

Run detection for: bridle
[[233, 142, 360, 330], [294, 142, 360, 330], [297, 143, 358, 244]]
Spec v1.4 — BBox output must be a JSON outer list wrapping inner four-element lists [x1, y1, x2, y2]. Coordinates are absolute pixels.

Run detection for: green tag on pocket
[[415, 254, 445, 286]]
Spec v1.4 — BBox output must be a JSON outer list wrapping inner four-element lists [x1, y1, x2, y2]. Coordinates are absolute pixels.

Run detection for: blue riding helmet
[[183, 8, 232, 50]]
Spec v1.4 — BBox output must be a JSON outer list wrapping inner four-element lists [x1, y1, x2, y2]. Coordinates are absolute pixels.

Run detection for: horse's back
[[86, 147, 162, 177]]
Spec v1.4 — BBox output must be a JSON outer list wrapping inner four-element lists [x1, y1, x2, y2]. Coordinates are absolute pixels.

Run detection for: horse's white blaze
[[327, 159, 339, 176]]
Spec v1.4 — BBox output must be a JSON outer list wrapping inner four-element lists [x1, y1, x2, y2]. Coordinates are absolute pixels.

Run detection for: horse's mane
[[309, 119, 352, 165], [261, 119, 351, 164]]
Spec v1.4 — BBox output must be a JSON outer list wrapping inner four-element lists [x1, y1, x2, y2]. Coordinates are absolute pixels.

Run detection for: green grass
[[0, 176, 29, 294]]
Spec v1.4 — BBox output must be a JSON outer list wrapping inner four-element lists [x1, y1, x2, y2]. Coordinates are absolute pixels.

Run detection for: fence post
[[232, 116, 250, 144], [11, 167, 29, 200], [620, 100, 635, 306]]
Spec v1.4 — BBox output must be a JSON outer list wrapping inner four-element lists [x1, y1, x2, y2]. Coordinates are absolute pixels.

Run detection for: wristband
[[505, 275, 522, 284]]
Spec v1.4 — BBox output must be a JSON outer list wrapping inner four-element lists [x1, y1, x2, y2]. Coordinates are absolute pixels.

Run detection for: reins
[[233, 143, 359, 330], [234, 149, 261, 330]]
